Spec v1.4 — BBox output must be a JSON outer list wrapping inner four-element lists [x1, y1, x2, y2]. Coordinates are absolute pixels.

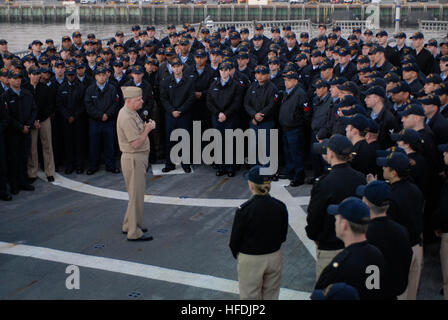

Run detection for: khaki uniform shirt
[[116, 106, 149, 153]]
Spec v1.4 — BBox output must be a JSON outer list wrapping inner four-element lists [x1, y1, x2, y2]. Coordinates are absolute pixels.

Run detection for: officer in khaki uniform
[[116, 86, 155, 241]]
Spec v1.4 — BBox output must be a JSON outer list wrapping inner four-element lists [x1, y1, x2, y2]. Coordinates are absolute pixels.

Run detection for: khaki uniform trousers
[[237, 249, 282, 300], [28, 118, 55, 178], [316, 248, 343, 281], [398, 243, 423, 300], [441, 233, 448, 300], [121, 151, 149, 240]]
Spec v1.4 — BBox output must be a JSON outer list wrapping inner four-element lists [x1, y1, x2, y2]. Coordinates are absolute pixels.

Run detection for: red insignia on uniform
[[115, 95, 120, 103], [273, 94, 278, 102], [304, 106, 310, 112]]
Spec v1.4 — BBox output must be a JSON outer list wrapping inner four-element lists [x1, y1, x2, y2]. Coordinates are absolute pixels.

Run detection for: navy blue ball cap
[[425, 73, 442, 84], [294, 53, 308, 62], [240, 28, 249, 34], [268, 57, 280, 65], [218, 62, 233, 71], [362, 85, 386, 99], [365, 70, 384, 79], [27, 65, 40, 75], [236, 52, 249, 59], [366, 118, 379, 133], [328, 76, 347, 86], [253, 35, 264, 41], [75, 63, 85, 69], [370, 45, 385, 54], [388, 81, 411, 94], [170, 58, 182, 66], [285, 32, 296, 39], [376, 146, 406, 158], [327, 197, 370, 225], [356, 180, 391, 207], [322, 133, 353, 156], [337, 81, 359, 95], [244, 165, 271, 185], [94, 67, 106, 75], [320, 61, 334, 70], [384, 72, 400, 83], [194, 49, 207, 58], [316, 35, 327, 42], [335, 95, 360, 108], [394, 32, 407, 39], [376, 151, 410, 171], [342, 114, 371, 132], [418, 94, 441, 107], [64, 67, 76, 76], [376, 30, 388, 37], [132, 25, 141, 31], [341, 104, 367, 116], [438, 144, 448, 152], [112, 61, 123, 67], [313, 79, 329, 89], [31, 40, 43, 46], [54, 60, 65, 68], [359, 66, 372, 73], [391, 128, 421, 145], [398, 102, 425, 117], [311, 283, 360, 300], [254, 65, 269, 74], [332, 26, 342, 32], [434, 83, 448, 95], [356, 55, 370, 64], [402, 63, 419, 72], [338, 47, 351, 56], [410, 32, 424, 40], [283, 70, 299, 80]]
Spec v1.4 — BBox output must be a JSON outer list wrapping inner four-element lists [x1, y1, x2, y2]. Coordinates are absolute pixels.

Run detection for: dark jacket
[[280, 43, 300, 63], [229, 194, 288, 258], [306, 163, 366, 250], [351, 139, 378, 176], [244, 80, 279, 123], [311, 93, 332, 135], [387, 178, 425, 247], [160, 73, 196, 115], [192, 64, 216, 106], [427, 111, 448, 144], [84, 82, 120, 121], [278, 84, 306, 130], [367, 216, 413, 297], [413, 48, 435, 76], [56, 80, 85, 121], [207, 78, 242, 118], [371, 105, 400, 150], [22, 81, 55, 122], [374, 61, 394, 75], [315, 241, 389, 300], [124, 79, 154, 120], [334, 62, 357, 82], [1, 88, 37, 134]]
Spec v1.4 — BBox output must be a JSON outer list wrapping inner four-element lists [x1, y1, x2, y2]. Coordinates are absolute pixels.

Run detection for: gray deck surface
[[0, 164, 444, 300]]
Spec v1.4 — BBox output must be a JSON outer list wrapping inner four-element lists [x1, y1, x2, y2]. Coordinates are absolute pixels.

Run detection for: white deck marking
[[37, 171, 316, 260], [270, 181, 316, 260], [151, 164, 195, 175], [0, 241, 310, 300]]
